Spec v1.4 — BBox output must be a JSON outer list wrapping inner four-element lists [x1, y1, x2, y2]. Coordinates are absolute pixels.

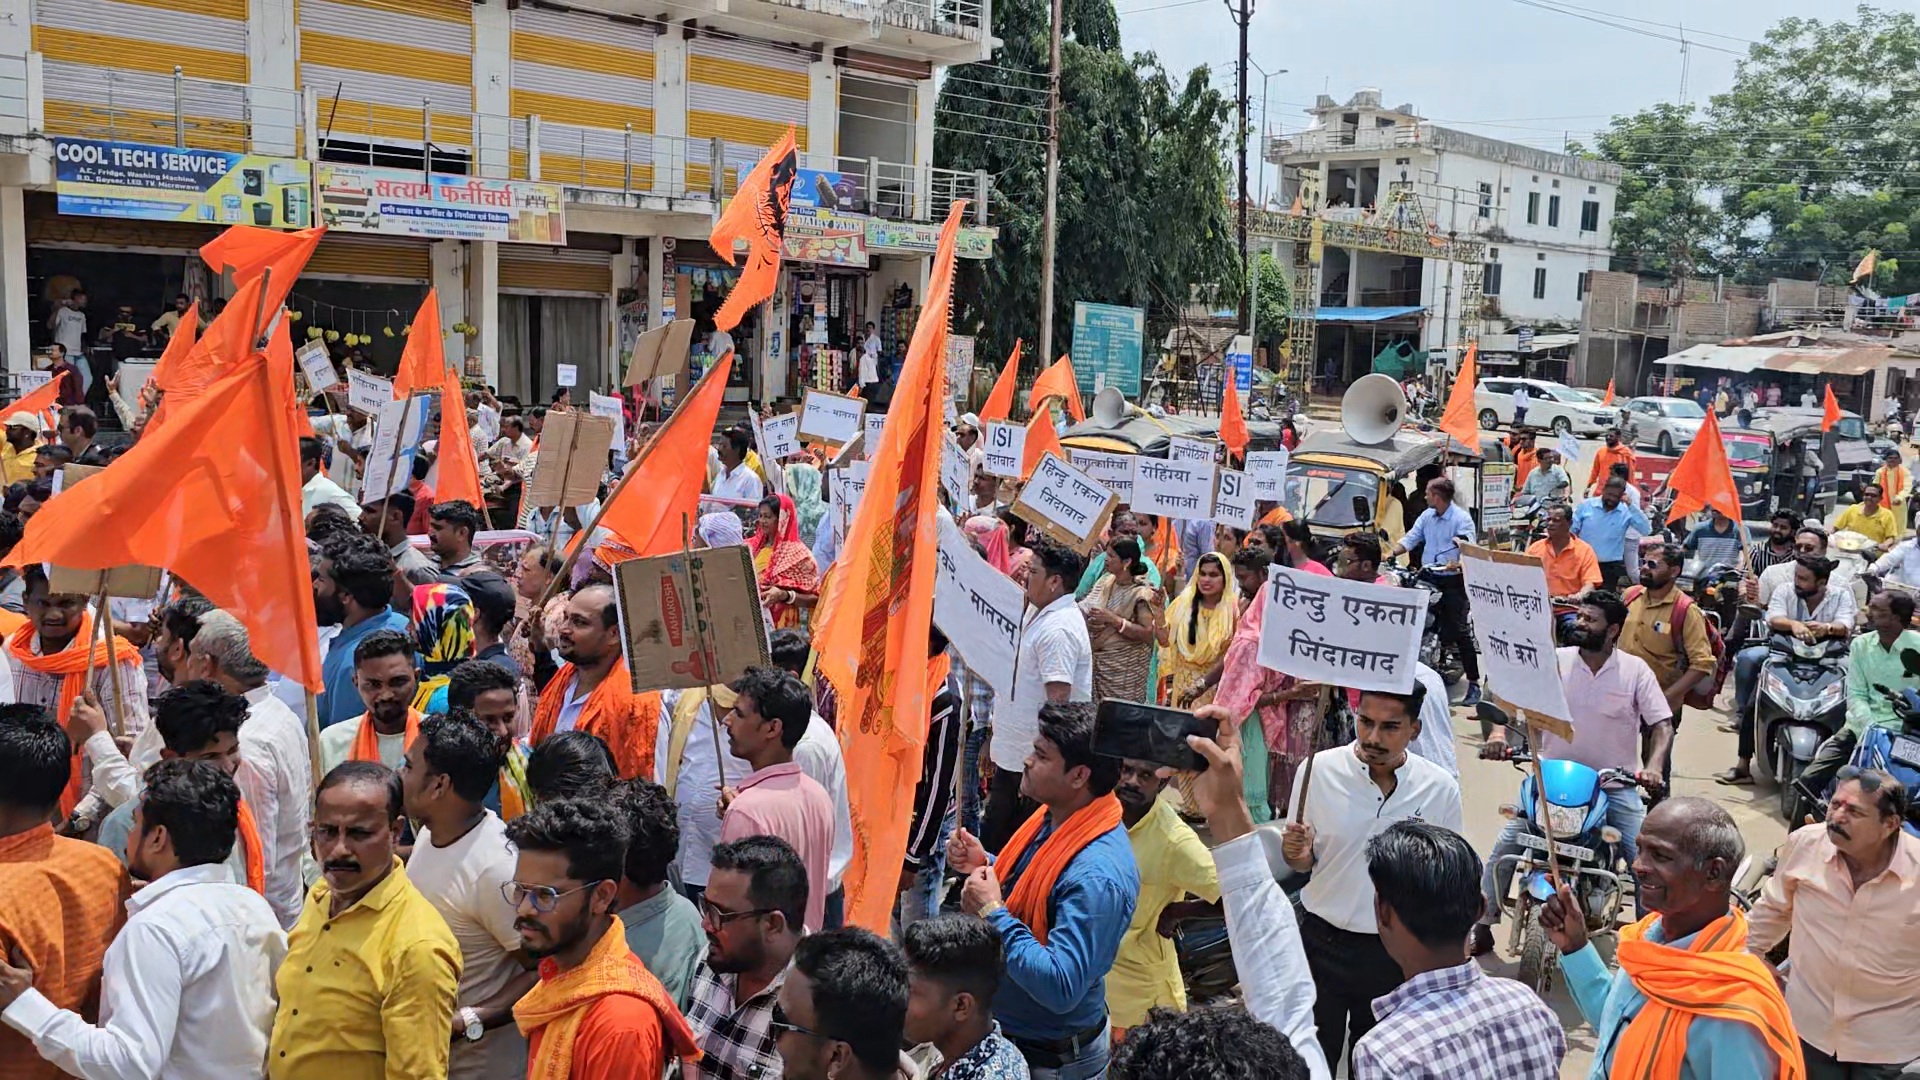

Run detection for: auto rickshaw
[[1281, 426, 1512, 549], [1732, 407, 1875, 520]]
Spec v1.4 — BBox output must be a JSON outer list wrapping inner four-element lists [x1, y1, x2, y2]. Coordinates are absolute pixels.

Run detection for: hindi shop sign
[[1066, 448, 1134, 503], [934, 514, 1025, 699], [1131, 456, 1215, 520], [980, 421, 1026, 479], [1069, 302, 1145, 397], [314, 163, 565, 245], [53, 138, 312, 227], [1458, 543, 1573, 739], [1014, 453, 1117, 552], [1256, 566, 1427, 692]]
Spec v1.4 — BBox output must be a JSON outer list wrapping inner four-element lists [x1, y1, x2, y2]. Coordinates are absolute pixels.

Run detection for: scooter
[[1754, 631, 1851, 826], [1794, 686, 1920, 838]]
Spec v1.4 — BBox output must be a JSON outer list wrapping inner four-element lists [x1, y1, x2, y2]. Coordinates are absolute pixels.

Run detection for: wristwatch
[[459, 1007, 484, 1042], [978, 900, 1005, 919]]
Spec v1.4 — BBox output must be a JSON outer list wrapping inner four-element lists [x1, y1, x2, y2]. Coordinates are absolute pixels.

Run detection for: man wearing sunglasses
[[506, 798, 700, 1079], [684, 836, 809, 1080], [774, 927, 914, 1080], [1619, 542, 1717, 790]]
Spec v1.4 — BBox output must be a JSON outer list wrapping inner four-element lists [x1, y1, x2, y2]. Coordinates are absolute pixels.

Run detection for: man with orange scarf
[[947, 702, 1137, 1077], [507, 798, 699, 1080], [1540, 797, 1805, 1080], [318, 628, 424, 775], [530, 583, 661, 781], [8, 566, 149, 835]]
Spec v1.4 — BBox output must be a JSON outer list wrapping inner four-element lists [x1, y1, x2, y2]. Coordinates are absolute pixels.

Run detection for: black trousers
[[1599, 560, 1630, 590], [1803, 1040, 1911, 1080], [1299, 907, 1405, 1073], [981, 766, 1036, 854], [1797, 728, 1859, 807], [1428, 572, 1481, 683]]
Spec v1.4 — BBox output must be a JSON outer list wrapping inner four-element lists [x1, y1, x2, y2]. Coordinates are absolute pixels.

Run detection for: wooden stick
[[373, 392, 420, 531], [683, 513, 728, 790], [95, 580, 127, 741], [1289, 683, 1333, 822], [1520, 710, 1566, 893], [305, 691, 324, 789]]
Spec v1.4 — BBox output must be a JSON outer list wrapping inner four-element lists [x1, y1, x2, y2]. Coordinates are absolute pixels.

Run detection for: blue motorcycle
[[1797, 686, 1920, 838]]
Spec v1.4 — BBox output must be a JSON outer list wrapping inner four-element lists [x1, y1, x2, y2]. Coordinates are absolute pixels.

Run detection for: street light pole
[[1248, 62, 1286, 206]]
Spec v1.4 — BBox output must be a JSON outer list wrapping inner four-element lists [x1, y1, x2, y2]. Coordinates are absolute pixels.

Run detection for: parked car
[[1622, 396, 1707, 454], [1475, 378, 1623, 436]]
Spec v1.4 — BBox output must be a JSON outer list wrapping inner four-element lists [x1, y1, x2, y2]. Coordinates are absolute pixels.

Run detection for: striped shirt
[[904, 684, 961, 871], [683, 964, 784, 1080]]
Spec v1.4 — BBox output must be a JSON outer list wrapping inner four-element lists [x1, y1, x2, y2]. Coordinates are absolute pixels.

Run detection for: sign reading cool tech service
[[314, 163, 566, 244], [53, 138, 312, 227]]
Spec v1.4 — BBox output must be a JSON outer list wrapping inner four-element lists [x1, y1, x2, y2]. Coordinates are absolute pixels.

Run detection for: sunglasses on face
[[770, 1003, 833, 1043]]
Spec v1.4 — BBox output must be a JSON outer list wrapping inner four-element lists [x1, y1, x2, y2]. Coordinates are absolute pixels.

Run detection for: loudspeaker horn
[[1341, 373, 1408, 446], [1091, 385, 1130, 427]]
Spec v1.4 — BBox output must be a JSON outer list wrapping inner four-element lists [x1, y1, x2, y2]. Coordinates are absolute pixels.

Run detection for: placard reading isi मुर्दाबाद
[[797, 388, 866, 446], [1012, 452, 1117, 552], [1130, 455, 1216, 519], [933, 513, 1025, 699], [1255, 564, 1427, 693], [1066, 448, 1135, 503], [1213, 469, 1256, 530], [980, 420, 1026, 479], [1458, 543, 1573, 740]]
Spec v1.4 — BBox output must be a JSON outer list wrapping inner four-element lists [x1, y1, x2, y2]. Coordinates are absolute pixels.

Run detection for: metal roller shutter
[[303, 233, 433, 281], [300, 0, 474, 151], [687, 34, 809, 191], [509, 6, 655, 190], [498, 247, 610, 295], [34, 0, 251, 149]]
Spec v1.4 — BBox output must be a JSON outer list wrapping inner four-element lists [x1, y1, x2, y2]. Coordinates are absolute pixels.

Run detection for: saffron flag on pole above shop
[[392, 289, 446, 399], [709, 127, 798, 333], [977, 339, 1021, 424], [812, 201, 968, 932]]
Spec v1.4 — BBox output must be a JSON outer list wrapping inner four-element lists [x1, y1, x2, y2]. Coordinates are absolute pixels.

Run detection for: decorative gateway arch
[[1250, 173, 1487, 399]]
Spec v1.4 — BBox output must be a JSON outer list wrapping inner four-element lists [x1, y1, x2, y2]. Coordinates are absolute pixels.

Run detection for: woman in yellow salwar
[[1159, 551, 1239, 707]]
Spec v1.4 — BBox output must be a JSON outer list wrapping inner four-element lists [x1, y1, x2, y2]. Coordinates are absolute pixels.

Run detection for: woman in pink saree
[[1212, 553, 1327, 820]]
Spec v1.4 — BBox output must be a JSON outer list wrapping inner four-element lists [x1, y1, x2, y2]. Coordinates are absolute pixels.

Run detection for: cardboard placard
[[1067, 448, 1135, 504], [1013, 453, 1117, 553], [1214, 468, 1256, 530], [759, 413, 801, 462], [980, 420, 1025, 479], [345, 368, 394, 415], [45, 464, 165, 598], [557, 363, 579, 388], [1458, 543, 1574, 741], [588, 391, 627, 451], [798, 388, 866, 446], [1246, 449, 1289, 499], [1255, 565, 1427, 693], [359, 394, 432, 502], [1131, 456, 1216, 519], [526, 410, 614, 509], [623, 320, 698, 387], [614, 543, 771, 693], [864, 412, 887, 459], [941, 434, 971, 510], [747, 413, 786, 497], [934, 513, 1023, 698], [295, 340, 339, 392], [1167, 434, 1218, 465], [1480, 463, 1516, 531]]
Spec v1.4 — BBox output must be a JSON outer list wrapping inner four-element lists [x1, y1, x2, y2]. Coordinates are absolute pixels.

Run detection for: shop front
[[498, 238, 617, 405]]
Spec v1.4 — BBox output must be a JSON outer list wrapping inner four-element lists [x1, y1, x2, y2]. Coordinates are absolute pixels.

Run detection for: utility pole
[[1233, 0, 1252, 332], [1037, 0, 1063, 364]]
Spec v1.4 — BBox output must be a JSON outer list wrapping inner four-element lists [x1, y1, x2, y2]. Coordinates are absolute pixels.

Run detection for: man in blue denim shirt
[[1571, 474, 1652, 591], [946, 703, 1137, 1080], [311, 534, 409, 728]]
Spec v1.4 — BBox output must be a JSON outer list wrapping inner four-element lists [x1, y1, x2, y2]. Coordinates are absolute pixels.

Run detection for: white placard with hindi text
[[17, 369, 52, 393], [1246, 449, 1289, 499], [1256, 565, 1426, 692], [359, 395, 432, 502], [557, 363, 579, 388], [1167, 434, 1218, 465], [760, 413, 800, 461], [934, 514, 1024, 699], [941, 434, 971, 510], [1132, 456, 1215, 519], [864, 412, 887, 459], [1013, 453, 1116, 550], [346, 368, 394, 415], [798, 389, 866, 445], [295, 340, 338, 392], [1459, 543, 1573, 739], [588, 392, 626, 452], [981, 421, 1025, 479], [1214, 469, 1256, 530], [1067, 448, 1135, 503]]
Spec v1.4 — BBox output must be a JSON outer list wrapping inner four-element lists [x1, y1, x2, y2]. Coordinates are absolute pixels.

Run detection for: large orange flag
[[9, 374, 65, 425], [266, 333, 316, 440], [1665, 407, 1742, 525], [1219, 373, 1250, 461], [595, 353, 735, 556], [710, 128, 798, 333], [1821, 384, 1842, 432], [977, 339, 1021, 423], [1026, 354, 1086, 422], [145, 301, 198, 399], [813, 202, 968, 931], [435, 365, 486, 507], [393, 289, 446, 399], [1020, 408, 1064, 480], [13, 344, 323, 690], [1438, 342, 1481, 452], [1603, 379, 1616, 405]]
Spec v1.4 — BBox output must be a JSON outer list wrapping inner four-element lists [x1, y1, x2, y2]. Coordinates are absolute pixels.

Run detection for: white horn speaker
[[1092, 385, 1129, 427], [1342, 373, 1408, 445]]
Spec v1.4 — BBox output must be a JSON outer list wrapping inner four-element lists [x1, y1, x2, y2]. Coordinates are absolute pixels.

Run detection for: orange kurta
[[1588, 443, 1638, 495], [0, 825, 131, 1080]]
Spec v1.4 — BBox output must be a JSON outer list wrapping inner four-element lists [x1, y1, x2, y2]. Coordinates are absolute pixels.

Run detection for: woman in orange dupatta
[[750, 493, 818, 629]]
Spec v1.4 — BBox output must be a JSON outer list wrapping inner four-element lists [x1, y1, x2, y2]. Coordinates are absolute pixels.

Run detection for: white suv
[[1475, 378, 1623, 436]]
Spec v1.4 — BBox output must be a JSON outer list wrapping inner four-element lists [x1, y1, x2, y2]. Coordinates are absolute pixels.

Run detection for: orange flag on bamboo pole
[[1026, 354, 1086, 422], [812, 202, 968, 932], [1219, 374, 1250, 462], [1822, 384, 1842, 432], [1438, 342, 1482, 452], [434, 366, 485, 507], [11, 330, 324, 689], [1603, 379, 1615, 405], [595, 353, 735, 556], [1020, 408, 1064, 480], [392, 289, 446, 399], [266, 333, 316, 439], [710, 128, 798, 333], [1664, 407, 1742, 524], [977, 339, 1021, 423]]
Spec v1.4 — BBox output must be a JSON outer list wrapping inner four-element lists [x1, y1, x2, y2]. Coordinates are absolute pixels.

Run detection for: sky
[[1115, 0, 1857, 169]]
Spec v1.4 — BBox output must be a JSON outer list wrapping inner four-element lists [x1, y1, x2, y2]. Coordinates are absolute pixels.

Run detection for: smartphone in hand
[[1093, 700, 1214, 773]]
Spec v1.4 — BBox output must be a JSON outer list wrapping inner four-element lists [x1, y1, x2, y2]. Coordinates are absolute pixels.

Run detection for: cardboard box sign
[[614, 543, 770, 694], [49, 464, 165, 597], [623, 320, 698, 387], [526, 411, 614, 510]]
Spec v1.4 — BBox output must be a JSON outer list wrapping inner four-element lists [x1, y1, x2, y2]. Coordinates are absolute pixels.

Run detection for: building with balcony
[[1270, 88, 1619, 381], [0, 0, 996, 408]]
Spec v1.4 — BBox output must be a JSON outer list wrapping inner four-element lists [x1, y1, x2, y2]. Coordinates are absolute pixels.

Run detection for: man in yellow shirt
[[1106, 757, 1220, 1037], [2, 413, 41, 486], [271, 761, 462, 1080], [1834, 482, 1900, 547]]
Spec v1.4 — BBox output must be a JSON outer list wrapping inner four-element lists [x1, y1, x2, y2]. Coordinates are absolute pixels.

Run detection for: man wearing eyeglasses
[[269, 761, 462, 1080], [684, 836, 809, 1080]]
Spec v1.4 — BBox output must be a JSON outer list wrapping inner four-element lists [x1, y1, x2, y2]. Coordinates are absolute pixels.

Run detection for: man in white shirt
[[312, 409, 373, 496], [46, 291, 89, 393], [858, 321, 882, 394], [982, 537, 1093, 852], [1511, 384, 1530, 428], [1281, 682, 1463, 1071], [769, 629, 856, 926], [0, 758, 287, 1079], [300, 435, 361, 521], [183, 609, 313, 929], [1870, 527, 1920, 588], [400, 712, 535, 1079], [711, 428, 764, 505], [656, 685, 753, 898]]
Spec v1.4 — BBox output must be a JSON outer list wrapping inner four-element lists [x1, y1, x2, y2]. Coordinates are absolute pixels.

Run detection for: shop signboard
[[52, 138, 312, 227], [791, 168, 860, 211], [313, 164, 565, 244], [956, 226, 996, 260], [785, 208, 868, 267], [1226, 334, 1253, 391], [1069, 302, 1145, 398], [866, 219, 942, 254]]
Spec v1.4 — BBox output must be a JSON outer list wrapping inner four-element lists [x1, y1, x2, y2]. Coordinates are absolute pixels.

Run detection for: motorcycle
[[1754, 631, 1851, 826], [1793, 686, 1920, 838], [1387, 564, 1466, 700], [1681, 559, 1745, 635]]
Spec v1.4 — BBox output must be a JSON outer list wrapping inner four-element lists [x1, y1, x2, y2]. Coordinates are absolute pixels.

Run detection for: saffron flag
[[710, 128, 798, 333], [9, 374, 65, 426], [1665, 407, 1742, 525], [1020, 408, 1064, 481], [392, 288, 446, 399], [1219, 374, 1250, 461], [267, 333, 317, 440], [1026, 354, 1086, 422], [812, 202, 968, 931], [1603, 379, 1615, 405], [13, 343, 324, 690], [1821, 384, 1842, 432], [1438, 342, 1481, 453], [595, 353, 735, 558], [145, 300, 198, 401], [977, 339, 1021, 424], [1854, 250, 1879, 283], [435, 366, 486, 507]]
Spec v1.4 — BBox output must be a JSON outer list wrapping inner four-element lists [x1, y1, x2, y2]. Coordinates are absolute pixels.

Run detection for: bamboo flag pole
[[683, 512, 729, 791], [305, 691, 324, 789], [91, 578, 125, 741]]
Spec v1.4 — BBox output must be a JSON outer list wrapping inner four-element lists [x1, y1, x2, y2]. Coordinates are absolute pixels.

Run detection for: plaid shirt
[[1350, 961, 1566, 1080], [684, 962, 787, 1080]]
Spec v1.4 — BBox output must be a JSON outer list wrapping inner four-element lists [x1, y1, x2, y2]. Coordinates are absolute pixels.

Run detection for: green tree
[[1589, 103, 1727, 277], [1251, 250, 1290, 347]]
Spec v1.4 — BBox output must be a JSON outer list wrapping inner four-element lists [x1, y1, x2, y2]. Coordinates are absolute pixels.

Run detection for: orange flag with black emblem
[[1026, 354, 1086, 422], [710, 128, 798, 333], [977, 339, 1021, 424], [812, 202, 968, 932]]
